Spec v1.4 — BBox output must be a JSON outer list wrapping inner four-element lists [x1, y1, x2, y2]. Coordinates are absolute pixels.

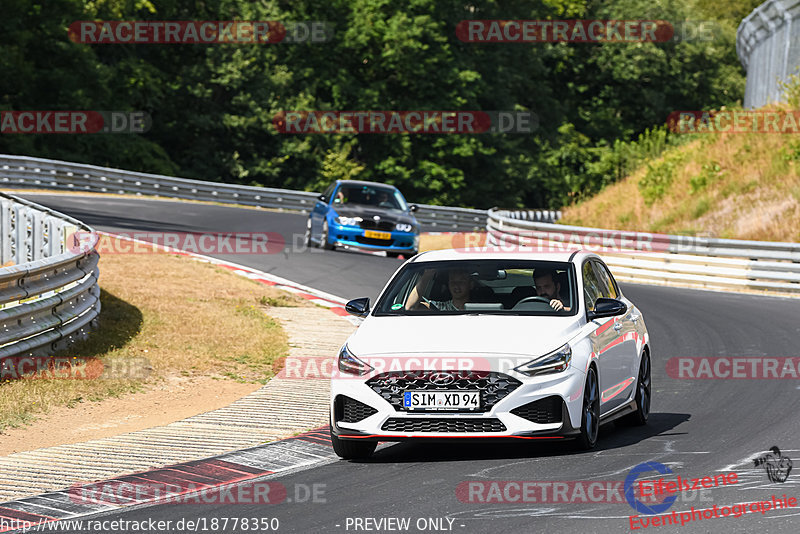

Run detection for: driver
[[405, 268, 473, 311], [377, 191, 392, 208], [533, 268, 570, 311]]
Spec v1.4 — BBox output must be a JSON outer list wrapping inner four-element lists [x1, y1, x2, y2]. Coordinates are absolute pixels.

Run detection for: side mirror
[[587, 297, 627, 321], [318, 194, 326, 202], [345, 297, 370, 317], [409, 204, 418, 212]]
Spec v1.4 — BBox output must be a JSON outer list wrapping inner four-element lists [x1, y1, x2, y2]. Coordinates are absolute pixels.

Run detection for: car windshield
[[334, 185, 406, 210], [374, 260, 577, 316]]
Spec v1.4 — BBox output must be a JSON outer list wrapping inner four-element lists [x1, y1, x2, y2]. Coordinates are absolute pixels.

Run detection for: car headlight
[[335, 216, 362, 226], [337, 344, 374, 376], [514, 344, 572, 376], [395, 223, 413, 232]]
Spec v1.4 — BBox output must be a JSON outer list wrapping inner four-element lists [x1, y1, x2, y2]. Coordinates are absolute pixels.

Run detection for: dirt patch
[[0, 375, 259, 456]]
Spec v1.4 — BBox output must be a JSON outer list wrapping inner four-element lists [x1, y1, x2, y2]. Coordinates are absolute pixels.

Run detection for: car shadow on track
[[355, 412, 690, 463]]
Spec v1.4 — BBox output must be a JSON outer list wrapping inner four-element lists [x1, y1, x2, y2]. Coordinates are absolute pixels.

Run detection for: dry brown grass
[[0, 235, 308, 431], [561, 123, 800, 242]]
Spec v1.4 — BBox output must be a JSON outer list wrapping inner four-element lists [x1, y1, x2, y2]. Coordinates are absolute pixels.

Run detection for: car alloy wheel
[[321, 221, 335, 250], [576, 366, 600, 449]]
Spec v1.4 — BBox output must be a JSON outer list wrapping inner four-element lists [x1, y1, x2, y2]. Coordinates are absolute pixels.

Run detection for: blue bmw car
[[305, 180, 419, 258]]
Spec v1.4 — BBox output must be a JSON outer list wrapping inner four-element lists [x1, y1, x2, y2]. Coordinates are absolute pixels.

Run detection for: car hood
[[333, 205, 417, 225], [348, 314, 583, 357]]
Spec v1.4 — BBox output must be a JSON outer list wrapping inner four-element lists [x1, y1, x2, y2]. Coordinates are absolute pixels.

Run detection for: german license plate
[[403, 391, 480, 410], [364, 230, 391, 240]]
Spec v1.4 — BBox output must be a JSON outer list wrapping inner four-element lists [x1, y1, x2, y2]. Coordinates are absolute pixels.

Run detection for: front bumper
[[329, 222, 418, 252], [330, 366, 586, 442]]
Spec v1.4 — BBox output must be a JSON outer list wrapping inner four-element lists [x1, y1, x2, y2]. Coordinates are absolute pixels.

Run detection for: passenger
[[405, 268, 473, 311], [533, 268, 570, 311]]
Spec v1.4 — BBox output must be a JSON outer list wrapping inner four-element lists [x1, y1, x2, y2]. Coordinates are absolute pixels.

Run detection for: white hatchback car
[[329, 250, 651, 459]]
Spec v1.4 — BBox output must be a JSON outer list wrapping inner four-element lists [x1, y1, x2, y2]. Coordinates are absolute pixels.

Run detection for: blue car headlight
[[335, 216, 362, 226], [395, 223, 413, 232]]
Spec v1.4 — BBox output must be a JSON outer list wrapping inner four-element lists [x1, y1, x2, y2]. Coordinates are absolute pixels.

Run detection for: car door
[[583, 260, 627, 414], [311, 183, 336, 237], [592, 259, 640, 406]]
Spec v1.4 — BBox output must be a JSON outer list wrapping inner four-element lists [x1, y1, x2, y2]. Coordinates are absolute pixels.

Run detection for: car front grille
[[359, 220, 396, 231], [381, 418, 506, 433], [355, 236, 395, 246], [336, 395, 379, 423], [510, 395, 563, 424], [366, 370, 522, 413]]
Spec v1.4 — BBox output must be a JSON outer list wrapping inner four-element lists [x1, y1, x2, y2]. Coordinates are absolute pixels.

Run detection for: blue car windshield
[[334, 185, 407, 211]]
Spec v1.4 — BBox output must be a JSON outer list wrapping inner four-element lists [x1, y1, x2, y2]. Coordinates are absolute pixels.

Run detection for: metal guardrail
[[0, 154, 559, 232], [0, 193, 100, 360], [737, 0, 800, 109], [487, 209, 800, 294]]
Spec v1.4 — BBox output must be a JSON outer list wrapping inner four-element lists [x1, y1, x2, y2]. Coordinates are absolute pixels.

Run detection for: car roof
[[336, 180, 398, 189], [409, 248, 599, 264]]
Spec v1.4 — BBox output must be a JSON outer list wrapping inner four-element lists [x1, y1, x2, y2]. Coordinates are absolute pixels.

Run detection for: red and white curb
[[0, 428, 334, 532]]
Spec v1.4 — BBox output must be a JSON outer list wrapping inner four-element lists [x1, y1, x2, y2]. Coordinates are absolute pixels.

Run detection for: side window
[[322, 184, 336, 203], [592, 260, 619, 299], [582, 262, 603, 311]]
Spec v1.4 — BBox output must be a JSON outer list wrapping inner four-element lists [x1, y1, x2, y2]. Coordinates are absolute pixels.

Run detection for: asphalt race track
[[18, 194, 800, 533]]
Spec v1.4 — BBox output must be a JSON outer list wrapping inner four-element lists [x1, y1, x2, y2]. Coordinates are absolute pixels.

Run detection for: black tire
[[321, 221, 335, 250], [330, 430, 377, 460], [623, 350, 651, 426], [575, 366, 600, 450]]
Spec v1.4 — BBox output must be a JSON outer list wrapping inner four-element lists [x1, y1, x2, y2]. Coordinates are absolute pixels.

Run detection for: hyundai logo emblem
[[429, 372, 456, 386], [373, 215, 381, 221]]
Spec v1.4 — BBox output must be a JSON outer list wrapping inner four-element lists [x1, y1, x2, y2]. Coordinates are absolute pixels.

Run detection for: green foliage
[[0, 0, 751, 209], [319, 143, 365, 186], [689, 162, 724, 194], [638, 152, 684, 205], [779, 71, 800, 108]]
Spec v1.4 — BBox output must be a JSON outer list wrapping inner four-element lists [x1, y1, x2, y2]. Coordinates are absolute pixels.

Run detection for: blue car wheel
[[321, 220, 335, 250]]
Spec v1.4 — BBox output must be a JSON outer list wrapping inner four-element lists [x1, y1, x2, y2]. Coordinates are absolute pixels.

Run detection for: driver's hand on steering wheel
[[549, 299, 564, 311]]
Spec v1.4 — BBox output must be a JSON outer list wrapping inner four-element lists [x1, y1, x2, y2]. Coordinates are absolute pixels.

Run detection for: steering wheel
[[516, 296, 551, 305]]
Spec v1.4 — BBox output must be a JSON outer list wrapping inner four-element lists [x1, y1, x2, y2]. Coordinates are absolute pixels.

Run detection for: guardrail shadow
[[0, 288, 144, 383], [361, 412, 691, 463], [63, 288, 144, 360]]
